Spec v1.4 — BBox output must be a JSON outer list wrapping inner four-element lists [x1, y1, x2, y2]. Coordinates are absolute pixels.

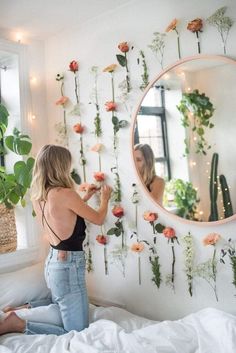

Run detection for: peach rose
[[103, 64, 118, 73], [69, 60, 79, 72], [91, 143, 103, 152], [165, 18, 178, 32], [187, 18, 203, 33], [73, 123, 84, 133], [118, 42, 129, 53], [163, 227, 176, 239], [112, 205, 124, 218], [131, 242, 144, 253], [93, 172, 105, 182], [105, 101, 117, 112], [55, 96, 68, 106], [96, 235, 108, 245], [203, 233, 221, 246], [143, 211, 158, 222]]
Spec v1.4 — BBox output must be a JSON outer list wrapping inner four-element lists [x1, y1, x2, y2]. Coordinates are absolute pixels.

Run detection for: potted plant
[[0, 103, 34, 253]]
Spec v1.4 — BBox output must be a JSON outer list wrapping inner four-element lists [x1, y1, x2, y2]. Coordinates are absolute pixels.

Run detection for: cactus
[[209, 153, 219, 221], [219, 174, 233, 218]]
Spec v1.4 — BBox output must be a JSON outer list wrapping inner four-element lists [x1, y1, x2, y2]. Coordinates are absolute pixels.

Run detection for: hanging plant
[[148, 32, 166, 69], [141, 239, 162, 289], [143, 211, 165, 244], [207, 6, 233, 54], [187, 18, 203, 54], [116, 42, 131, 93], [165, 18, 181, 59], [138, 50, 149, 91], [177, 89, 215, 155]]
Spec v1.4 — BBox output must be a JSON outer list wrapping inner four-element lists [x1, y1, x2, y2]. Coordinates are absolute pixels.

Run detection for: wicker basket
[[0, 204, 17, 253]]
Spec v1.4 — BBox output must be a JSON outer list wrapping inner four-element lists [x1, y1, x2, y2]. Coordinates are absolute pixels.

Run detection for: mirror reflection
[[133, 56, 236, 222]]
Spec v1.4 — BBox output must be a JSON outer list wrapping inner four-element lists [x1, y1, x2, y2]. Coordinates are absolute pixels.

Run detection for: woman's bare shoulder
[[152, 176, 165, 187]]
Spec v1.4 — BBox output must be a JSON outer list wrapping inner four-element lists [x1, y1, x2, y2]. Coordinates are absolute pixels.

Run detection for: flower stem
[[174, 28, 181, 59], [124, 52, 130, 93], [196, 31, 201, 54], [98, 153, 102, 172], [74, 75, 79, 104], [104, 245, 108, 275], [138, 254, 141, 285], [171, 244, 176, 291]]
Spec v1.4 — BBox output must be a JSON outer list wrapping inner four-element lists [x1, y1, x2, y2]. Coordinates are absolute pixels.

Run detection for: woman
[[0, 145, 112, 335], [134, 143, 165, 205]]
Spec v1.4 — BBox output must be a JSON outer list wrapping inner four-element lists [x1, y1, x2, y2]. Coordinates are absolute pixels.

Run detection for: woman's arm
[[65, 186, 112, 225]]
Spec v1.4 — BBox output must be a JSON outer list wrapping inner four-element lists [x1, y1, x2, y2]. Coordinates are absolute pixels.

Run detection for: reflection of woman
[[134, 144, 165, 205], [0, 145, 112, 335]]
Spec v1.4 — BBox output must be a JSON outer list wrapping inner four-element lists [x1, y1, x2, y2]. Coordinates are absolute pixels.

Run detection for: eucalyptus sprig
[[181, 232, 195, 296], [221, 238, 236, 291], [138, 50, 149, 91]]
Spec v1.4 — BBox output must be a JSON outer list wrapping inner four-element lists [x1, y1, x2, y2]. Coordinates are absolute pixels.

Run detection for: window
[[0, 38, 40, 270], [134, 86, 171, 180]]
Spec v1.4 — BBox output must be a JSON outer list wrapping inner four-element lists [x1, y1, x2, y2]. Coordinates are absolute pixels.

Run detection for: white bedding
[[0, 306, 236, 353]]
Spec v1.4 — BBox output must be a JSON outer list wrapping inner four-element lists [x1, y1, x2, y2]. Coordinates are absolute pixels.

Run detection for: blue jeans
[[24, 248, 89, 335]]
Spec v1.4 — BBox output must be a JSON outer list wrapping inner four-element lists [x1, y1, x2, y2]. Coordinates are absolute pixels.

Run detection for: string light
[[30, 76, 37, 85], [16, 32, 23, 43]]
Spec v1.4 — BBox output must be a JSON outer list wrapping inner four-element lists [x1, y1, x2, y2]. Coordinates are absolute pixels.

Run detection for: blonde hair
[[134, 144, 156, 187], [31, 145, 74, 201]]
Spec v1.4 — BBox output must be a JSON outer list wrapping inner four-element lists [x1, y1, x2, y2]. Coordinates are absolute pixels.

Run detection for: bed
[[1, 263, 236, 353], [0, 304, 236, 353]]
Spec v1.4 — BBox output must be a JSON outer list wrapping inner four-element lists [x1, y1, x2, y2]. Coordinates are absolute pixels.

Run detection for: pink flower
[[55, 96, 68, 106], [131, 242, 144, 253], [69, 60, 79, 73], [94, 172, 105, 182], [96, 235, 108, 245], [118, 42, 129, 53], [78, 183, 90, 192], [91, 143, 103, 152], [112, 205, 124, 218], [73, 123, 84, 133], [105, 101, 117, 112], [163, 227, 176, 239], [143, 212, 158, 222], [203, 233, 221, 246]]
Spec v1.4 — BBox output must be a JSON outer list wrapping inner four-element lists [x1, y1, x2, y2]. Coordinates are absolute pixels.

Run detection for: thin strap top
[[39, 200, 86, 251]]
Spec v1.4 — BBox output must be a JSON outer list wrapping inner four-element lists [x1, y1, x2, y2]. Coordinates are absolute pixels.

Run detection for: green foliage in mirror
[[164, 179, 199, 220], [177, 89, 215, 155], [209, 153, 219, 221]]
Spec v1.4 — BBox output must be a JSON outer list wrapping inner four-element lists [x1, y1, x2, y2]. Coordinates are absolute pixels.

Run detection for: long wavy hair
[[31, 145, 74, 201], [134, 143, 156, 188]]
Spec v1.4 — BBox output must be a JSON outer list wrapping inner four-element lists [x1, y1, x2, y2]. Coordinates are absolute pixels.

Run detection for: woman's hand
[[83, 184, 100, 202], [101, 185, 113, 202]]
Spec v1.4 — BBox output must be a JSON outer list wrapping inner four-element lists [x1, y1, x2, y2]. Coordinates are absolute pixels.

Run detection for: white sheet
[[0, 307, 236, 353]]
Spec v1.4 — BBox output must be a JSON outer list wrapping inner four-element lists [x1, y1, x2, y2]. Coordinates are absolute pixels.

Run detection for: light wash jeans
[[24, 248, 89, 335]]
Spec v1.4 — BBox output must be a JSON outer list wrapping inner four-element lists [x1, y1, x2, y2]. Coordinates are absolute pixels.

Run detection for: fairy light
[[30, 76, 37, 85], [16, 32, 23, 43]]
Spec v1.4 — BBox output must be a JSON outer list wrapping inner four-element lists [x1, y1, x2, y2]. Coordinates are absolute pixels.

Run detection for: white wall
[[3, 0, 233, 320]]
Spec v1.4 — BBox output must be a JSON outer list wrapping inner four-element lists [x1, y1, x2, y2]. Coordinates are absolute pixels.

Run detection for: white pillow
[[0, 262, 50, 310]]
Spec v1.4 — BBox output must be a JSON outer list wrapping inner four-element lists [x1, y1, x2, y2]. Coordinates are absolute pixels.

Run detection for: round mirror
[[132, 55, 236, 223]]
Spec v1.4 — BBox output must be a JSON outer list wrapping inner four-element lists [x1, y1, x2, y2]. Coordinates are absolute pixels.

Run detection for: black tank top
[[39, 200, 86, 251]]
